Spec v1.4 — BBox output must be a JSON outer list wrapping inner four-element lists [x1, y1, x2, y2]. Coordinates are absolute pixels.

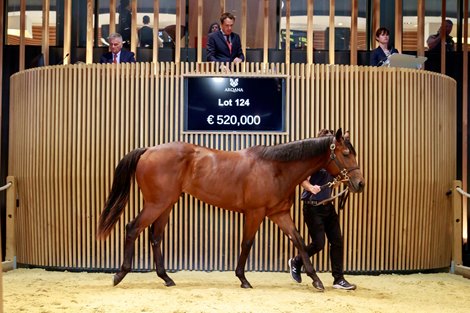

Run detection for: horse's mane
[[249, 136, 333, 162]]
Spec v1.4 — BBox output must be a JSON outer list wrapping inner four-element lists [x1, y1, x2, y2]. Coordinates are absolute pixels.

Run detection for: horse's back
[[135, 141, 245, 186], [137, 142, 257, 209]]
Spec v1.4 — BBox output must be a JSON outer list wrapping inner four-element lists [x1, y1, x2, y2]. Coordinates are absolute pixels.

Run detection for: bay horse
[[98, 128, 365, 291]]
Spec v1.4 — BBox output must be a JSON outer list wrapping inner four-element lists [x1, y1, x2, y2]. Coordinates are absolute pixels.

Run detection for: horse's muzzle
[[349, 178, 365, 193]]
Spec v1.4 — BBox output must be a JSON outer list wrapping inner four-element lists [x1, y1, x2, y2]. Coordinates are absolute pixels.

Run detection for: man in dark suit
[[100, 33, 136, 64], [206, 12, 244, 63], [138, 15, 154, 48]]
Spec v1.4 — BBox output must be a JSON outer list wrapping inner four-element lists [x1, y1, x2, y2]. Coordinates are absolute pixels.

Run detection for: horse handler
[[288, 129, 356, 290]]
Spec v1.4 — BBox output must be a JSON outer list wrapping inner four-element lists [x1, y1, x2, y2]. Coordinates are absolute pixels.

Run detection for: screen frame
[[182, 74, 288, 134]]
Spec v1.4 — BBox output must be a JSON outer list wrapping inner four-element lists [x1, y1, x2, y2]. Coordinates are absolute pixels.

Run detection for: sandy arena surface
[[2, 268, 470, 312]]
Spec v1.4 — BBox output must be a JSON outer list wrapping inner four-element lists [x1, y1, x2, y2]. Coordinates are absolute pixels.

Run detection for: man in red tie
[[206, 12, 244, 63], [100, 33, 136, 64]]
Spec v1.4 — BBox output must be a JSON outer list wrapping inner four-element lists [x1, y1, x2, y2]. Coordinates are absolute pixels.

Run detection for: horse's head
[[324, 129, 365, 193]]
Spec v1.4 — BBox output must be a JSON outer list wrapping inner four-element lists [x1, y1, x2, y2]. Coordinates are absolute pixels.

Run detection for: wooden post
[[0, 204, 3, 313], [451, 180, 463, 272], [42, 0, 50, 65], [63, 0, 72, 64], [5, 176, 17, 265], [86, 0, 94, 64]]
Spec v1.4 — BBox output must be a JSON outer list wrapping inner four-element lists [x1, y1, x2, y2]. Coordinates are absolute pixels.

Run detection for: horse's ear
[[335, 128, 343, 141]]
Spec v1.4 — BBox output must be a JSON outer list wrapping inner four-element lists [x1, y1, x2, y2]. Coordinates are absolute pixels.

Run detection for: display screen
[[184, 76, 286, 132]]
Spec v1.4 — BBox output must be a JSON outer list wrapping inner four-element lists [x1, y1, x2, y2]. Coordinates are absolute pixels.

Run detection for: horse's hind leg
[[113, 218, 141, 286], [113, 202, 170, 286], [235, 212, 265, 288], [149, 209, 175, 287], [270, 212, 324, 291]]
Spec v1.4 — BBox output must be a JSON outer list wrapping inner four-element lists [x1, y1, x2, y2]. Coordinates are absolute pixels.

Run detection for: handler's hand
[[310, 185, 321, 194]]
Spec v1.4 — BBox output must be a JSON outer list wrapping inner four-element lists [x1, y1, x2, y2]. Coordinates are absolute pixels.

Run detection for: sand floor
[[2, 268, 470, 313]]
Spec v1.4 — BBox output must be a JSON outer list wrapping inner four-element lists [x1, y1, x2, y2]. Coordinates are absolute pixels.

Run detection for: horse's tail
[[97, 147, 148, 240]]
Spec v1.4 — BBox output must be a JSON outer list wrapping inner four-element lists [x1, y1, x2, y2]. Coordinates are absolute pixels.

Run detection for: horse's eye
[[342, 149, 350, 156]]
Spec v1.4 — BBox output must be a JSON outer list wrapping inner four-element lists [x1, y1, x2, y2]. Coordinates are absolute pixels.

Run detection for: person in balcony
[[138, 15, 154, 48], [100, 33, 136, 64], [206, 12, 244, 63], [427, 19, 455, 52], [370, 27, 399, 66]]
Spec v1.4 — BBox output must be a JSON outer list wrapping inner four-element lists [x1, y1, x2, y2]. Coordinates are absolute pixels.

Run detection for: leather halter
[[328, 138, 360, 184], [308, 137, 359, 207]]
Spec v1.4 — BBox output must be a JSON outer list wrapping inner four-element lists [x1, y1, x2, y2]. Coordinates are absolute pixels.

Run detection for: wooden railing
[[8, 62, 456, 273]]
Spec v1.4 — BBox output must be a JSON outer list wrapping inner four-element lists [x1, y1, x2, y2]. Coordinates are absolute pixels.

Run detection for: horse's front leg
[[235, 211, 265, 288], [270, 212, 324, 291], [149, 209, 175, 287]]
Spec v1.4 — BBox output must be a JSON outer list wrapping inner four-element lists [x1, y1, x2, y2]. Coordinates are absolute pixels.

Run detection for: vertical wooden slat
[[19, 0, 26, 71], [175, 0, 182, 62], [42, 0, 50, 65], [351, 67, 359, 270], [462, 0, 469, 243], [44, 69, 50, 266], [73, 65, 80, 267], [307, 0, 314, 64], [196, 0, 203, 63], [86, 0, 94, 63], [220, 0, 225, 14], [350, 0, 358, 65], [83, 65, 90, 268], [394, 0, 402, 52], [405, 70, 412, 270], [63, 0, 72, 64], [58, 67, 65, 266], [5, 177, 17, 265], [411, 70, 420, 269], [441, 0, 447, 74], [66, 66, 73, 267], [285, 0, 291, 64], [153, 0, 160, 63], [329, 0, 335, 64], [242, 0, 247, 61], [372, 0, 380, 48], [417, 0, 425, 57], [131, 0, 137, 56], [110, 0, 117, 35], [263, 0, 269, 63], [368, 67, 375, 270]]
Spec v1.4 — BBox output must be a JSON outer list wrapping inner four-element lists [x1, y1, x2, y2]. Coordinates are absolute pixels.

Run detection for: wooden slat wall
[[8, 63, 456, 273]]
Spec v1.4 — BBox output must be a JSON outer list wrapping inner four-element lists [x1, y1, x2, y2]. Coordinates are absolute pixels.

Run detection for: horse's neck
[[282, 155, 329, 187], [290, 138, 331, 181], [251, 136, 332, 186]]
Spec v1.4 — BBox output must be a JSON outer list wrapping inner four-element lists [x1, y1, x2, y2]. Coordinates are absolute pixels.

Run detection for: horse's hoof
[[164, 280, 176, 287], [312, 279, 325, 291], [240, 282, 253, 289], [113, 273, 125, 286]]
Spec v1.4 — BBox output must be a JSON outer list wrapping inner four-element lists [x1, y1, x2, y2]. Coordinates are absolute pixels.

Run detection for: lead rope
[[315, 186, 349, 206]]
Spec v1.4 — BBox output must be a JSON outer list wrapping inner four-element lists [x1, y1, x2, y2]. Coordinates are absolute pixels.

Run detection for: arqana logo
[[229, 78, 239, 87], [225, 78, 243, 92]]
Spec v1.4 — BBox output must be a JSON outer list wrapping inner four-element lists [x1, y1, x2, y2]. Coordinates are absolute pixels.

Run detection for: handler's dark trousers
[[294, 202, 344, 280]]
